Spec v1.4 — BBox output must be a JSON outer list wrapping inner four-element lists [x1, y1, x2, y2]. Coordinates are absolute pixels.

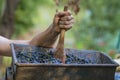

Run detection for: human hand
[[52, 10, 74, 33]]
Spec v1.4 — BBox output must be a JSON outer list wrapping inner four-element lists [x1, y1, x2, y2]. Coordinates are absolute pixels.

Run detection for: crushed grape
[[16, 49, 92, 64]]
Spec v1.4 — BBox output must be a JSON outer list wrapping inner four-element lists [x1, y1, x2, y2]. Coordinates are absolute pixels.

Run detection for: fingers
[[59, 24, 73, 31], [59, 19, 74, 25], [55, 10, 72, 17], [53, 10, 74, 32], [58, 14, 74, 30], [60, 15, 74, 21], [54, 10, 73, 25]]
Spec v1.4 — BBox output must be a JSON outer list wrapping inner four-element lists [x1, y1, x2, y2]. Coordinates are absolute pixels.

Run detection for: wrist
[[50, 24, 60, 35]]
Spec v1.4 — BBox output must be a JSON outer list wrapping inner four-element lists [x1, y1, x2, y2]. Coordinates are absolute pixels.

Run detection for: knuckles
[[55, 11, 72, 17], [53, 10, 74, 32]]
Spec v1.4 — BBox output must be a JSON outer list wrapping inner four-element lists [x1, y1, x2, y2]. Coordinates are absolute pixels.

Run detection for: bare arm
[[29, 24, 59, 48], [0, 36, 29, 56], [0, 10, 74, 57]]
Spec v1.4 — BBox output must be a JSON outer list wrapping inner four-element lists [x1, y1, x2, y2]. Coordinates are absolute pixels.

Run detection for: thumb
[[53, 14, 60, 26]]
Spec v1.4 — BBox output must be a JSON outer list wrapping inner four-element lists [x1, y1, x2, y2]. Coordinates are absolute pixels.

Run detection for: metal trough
[[10, 44, 119, 80]]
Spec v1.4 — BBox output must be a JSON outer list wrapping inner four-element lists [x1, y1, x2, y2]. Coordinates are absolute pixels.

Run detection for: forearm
[[0, 36, 29, 56], [29, 24, 59, 48]]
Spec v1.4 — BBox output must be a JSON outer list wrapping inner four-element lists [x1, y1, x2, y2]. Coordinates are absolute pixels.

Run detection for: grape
[[16, 49, 93, 64]]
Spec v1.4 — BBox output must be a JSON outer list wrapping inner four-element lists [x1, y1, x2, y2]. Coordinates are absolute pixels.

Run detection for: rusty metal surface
[[10, 44, 119, 80], [5, 67, 13, 80]]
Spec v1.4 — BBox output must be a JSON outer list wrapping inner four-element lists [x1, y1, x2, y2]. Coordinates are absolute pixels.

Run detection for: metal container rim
[[10, 43, 119, 67], [14, 62, 119, 67]]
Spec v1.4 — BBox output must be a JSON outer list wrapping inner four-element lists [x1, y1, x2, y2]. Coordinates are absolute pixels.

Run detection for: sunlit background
[[0, 0, 120, 79]]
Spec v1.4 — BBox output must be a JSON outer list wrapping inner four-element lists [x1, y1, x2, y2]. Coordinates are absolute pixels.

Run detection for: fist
[[53, 10, 74, 33]]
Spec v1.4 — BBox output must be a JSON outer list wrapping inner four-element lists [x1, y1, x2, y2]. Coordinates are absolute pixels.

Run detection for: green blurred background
[[0, 0, 120, 79]]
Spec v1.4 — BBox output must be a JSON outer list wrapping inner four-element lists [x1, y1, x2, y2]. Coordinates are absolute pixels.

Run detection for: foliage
[[0, 0, 5, 20], [13, 0, 54, 37], [71, 0, 120, 54]]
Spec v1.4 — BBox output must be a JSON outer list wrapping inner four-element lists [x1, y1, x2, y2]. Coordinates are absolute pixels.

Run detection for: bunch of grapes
[[16, 49, 93, 64]]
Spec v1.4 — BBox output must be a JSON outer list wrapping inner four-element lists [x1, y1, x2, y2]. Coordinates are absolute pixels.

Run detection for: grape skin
[[17, 50, 91, 64]]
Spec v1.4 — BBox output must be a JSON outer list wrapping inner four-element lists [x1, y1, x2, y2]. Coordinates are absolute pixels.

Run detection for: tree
[[0, 0, 20, 66], [0, 0, 20, 38]]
